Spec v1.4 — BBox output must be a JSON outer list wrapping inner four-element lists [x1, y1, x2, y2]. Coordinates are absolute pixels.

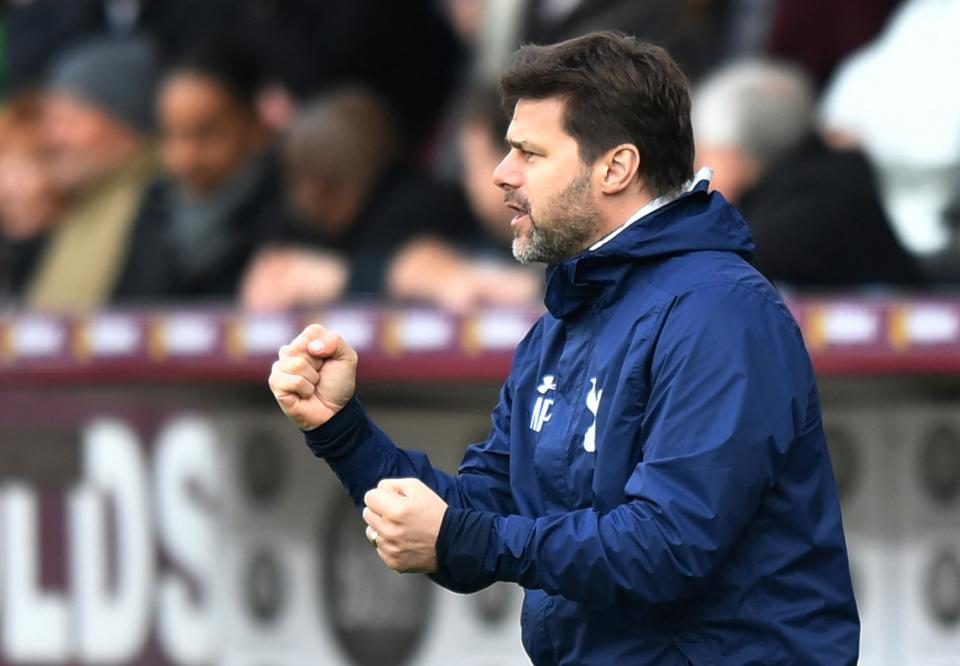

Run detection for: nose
[[492, 151, 521, 191]]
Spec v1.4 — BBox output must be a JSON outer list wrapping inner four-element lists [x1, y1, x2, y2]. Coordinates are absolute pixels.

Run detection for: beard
[[511, 168, 601, 264]]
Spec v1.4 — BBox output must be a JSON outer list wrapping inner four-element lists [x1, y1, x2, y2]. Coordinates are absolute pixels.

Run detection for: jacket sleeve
[[435, 284, 815, 605], [304, 379, 516, 516]]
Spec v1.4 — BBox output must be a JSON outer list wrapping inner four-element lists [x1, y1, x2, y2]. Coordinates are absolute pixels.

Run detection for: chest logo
[[584, 377, 603, 452], [530, 375, 556, 432]]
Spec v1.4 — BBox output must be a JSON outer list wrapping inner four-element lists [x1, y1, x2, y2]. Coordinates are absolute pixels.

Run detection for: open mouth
[[510, 212, 530, 228], [505, 201, 530, 227]]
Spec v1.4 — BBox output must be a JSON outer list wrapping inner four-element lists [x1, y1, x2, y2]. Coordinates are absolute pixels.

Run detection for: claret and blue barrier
[[1, 297, 959, 665]]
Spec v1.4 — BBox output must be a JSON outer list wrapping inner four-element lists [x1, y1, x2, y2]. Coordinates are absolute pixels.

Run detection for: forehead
[[506, 97, 573, 144], [160, 73, 245, 116]]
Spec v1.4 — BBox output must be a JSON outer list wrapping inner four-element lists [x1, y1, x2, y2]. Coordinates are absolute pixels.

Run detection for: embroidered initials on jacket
[[529, 374, 557, 432]]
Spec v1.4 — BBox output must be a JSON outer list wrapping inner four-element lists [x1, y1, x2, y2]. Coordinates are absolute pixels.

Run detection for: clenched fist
[[268, 324, 359, 430], [362, 478, 448, 574]]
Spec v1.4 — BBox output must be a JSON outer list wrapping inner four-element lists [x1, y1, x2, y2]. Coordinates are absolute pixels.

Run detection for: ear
[[598, 144, 641, 195]]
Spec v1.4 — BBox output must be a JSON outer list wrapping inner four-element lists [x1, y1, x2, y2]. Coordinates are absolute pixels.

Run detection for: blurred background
[[0, 0, 959, 664]]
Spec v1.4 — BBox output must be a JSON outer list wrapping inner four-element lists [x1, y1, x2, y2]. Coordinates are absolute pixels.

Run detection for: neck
[[588, 192, 654, 247]]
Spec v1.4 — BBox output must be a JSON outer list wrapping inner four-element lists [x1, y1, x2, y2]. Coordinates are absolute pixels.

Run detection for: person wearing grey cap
[[25, 37, 160, 311]]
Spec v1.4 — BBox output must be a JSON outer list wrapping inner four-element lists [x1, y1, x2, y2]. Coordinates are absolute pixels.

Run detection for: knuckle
[[381, 523, 400, 540]]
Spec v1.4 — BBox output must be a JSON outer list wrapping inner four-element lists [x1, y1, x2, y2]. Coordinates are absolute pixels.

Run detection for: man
[[113, 41, 280, 301], [269, 32, 860, 664], [0, 94, 62, 303], [26, 37, 158, 310], [693, 59, 922, 287], [241, 87, 471, 310]]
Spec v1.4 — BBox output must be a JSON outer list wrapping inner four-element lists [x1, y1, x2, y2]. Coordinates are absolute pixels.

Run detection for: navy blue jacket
[[305, 180, 861, 665]]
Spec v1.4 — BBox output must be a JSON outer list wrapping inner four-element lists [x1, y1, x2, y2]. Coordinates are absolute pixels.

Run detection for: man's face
[[43, 92, 138, 193], [493, 97, 600, 264], [159, 73, 262, 197]]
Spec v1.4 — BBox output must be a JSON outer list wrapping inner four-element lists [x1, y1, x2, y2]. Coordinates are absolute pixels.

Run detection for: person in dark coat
[[693, 59, 923, 288], [4, 0, 460, 145], [268, 33, 859, 665], [113, 40, 283, 302], [240, 87, 474, 310]]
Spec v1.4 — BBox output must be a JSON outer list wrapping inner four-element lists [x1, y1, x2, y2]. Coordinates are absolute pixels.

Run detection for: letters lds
[[0, 417, 218, 664]]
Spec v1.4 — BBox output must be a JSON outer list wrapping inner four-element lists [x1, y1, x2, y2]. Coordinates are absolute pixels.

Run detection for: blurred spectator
[[925, 183, 960, 283], [442, 0, 486, 46], [820, 0, 960, 259], [388, 87, 542, 312], [726, 0, 780, 58], [0, 94, 62, 301], [24, 37, 158, 311], [519, 0, 732, 82], [202, 0, 461, 143], [694, 60, 923, 288], [113, 41, 281, 302], [241, 88, 472, 311], [3, 0, 107, 91], [5, 1, 460, 146], [767, 0, 902, 88]]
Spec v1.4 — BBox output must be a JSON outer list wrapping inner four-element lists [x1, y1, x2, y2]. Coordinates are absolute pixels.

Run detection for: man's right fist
[[268, 324, 359, 430]]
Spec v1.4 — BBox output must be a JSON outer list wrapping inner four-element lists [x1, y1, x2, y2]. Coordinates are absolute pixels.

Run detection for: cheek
[[161, 139, 199, 178], [525, 159, 576, 211], [206, 129, 251, 174]]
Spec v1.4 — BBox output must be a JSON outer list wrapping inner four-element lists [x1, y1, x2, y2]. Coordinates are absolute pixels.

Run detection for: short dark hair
[[500, 31, 694, 195], [167, 38, 264, 112]]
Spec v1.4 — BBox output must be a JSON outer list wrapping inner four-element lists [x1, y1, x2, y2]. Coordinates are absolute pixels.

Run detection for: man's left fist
[[362, 478, 448, 574]]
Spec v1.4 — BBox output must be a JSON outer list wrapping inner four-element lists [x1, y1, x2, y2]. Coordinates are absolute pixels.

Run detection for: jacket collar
[[542, 169, 755, 320]]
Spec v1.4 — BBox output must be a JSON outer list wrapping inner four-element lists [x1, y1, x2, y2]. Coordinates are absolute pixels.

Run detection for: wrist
[[303, 395, 370, 459], [435, 507, 496, 584]]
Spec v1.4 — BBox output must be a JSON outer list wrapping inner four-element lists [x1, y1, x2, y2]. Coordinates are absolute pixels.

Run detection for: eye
[[520, 149, 536, 161]]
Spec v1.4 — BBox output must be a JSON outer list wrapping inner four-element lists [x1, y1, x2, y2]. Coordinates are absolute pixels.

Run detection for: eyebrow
[[505, 137, 545, 153]]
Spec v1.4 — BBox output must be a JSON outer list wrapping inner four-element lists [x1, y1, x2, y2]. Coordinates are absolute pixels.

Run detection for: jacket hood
[[544, 177, 755, 319]]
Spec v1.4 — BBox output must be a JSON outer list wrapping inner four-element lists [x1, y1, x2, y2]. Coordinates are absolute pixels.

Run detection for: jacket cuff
[[436, 507, 496, 585], [302, 396, 371, 459]]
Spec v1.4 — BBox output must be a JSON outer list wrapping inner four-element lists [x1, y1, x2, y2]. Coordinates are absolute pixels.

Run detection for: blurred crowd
[[0, 0, 958, 313]]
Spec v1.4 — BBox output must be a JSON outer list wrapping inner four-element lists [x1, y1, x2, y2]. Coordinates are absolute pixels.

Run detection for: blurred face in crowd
[[159, 72, 266, 197], [443, 0, 483, 45], [284, 165, 358, 239], [460, 118, 514, 245], [43, 92, 143, 194], [0, 98, 62, 238], [493, 97, 600, 264], [0, 148, 61, 239]]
